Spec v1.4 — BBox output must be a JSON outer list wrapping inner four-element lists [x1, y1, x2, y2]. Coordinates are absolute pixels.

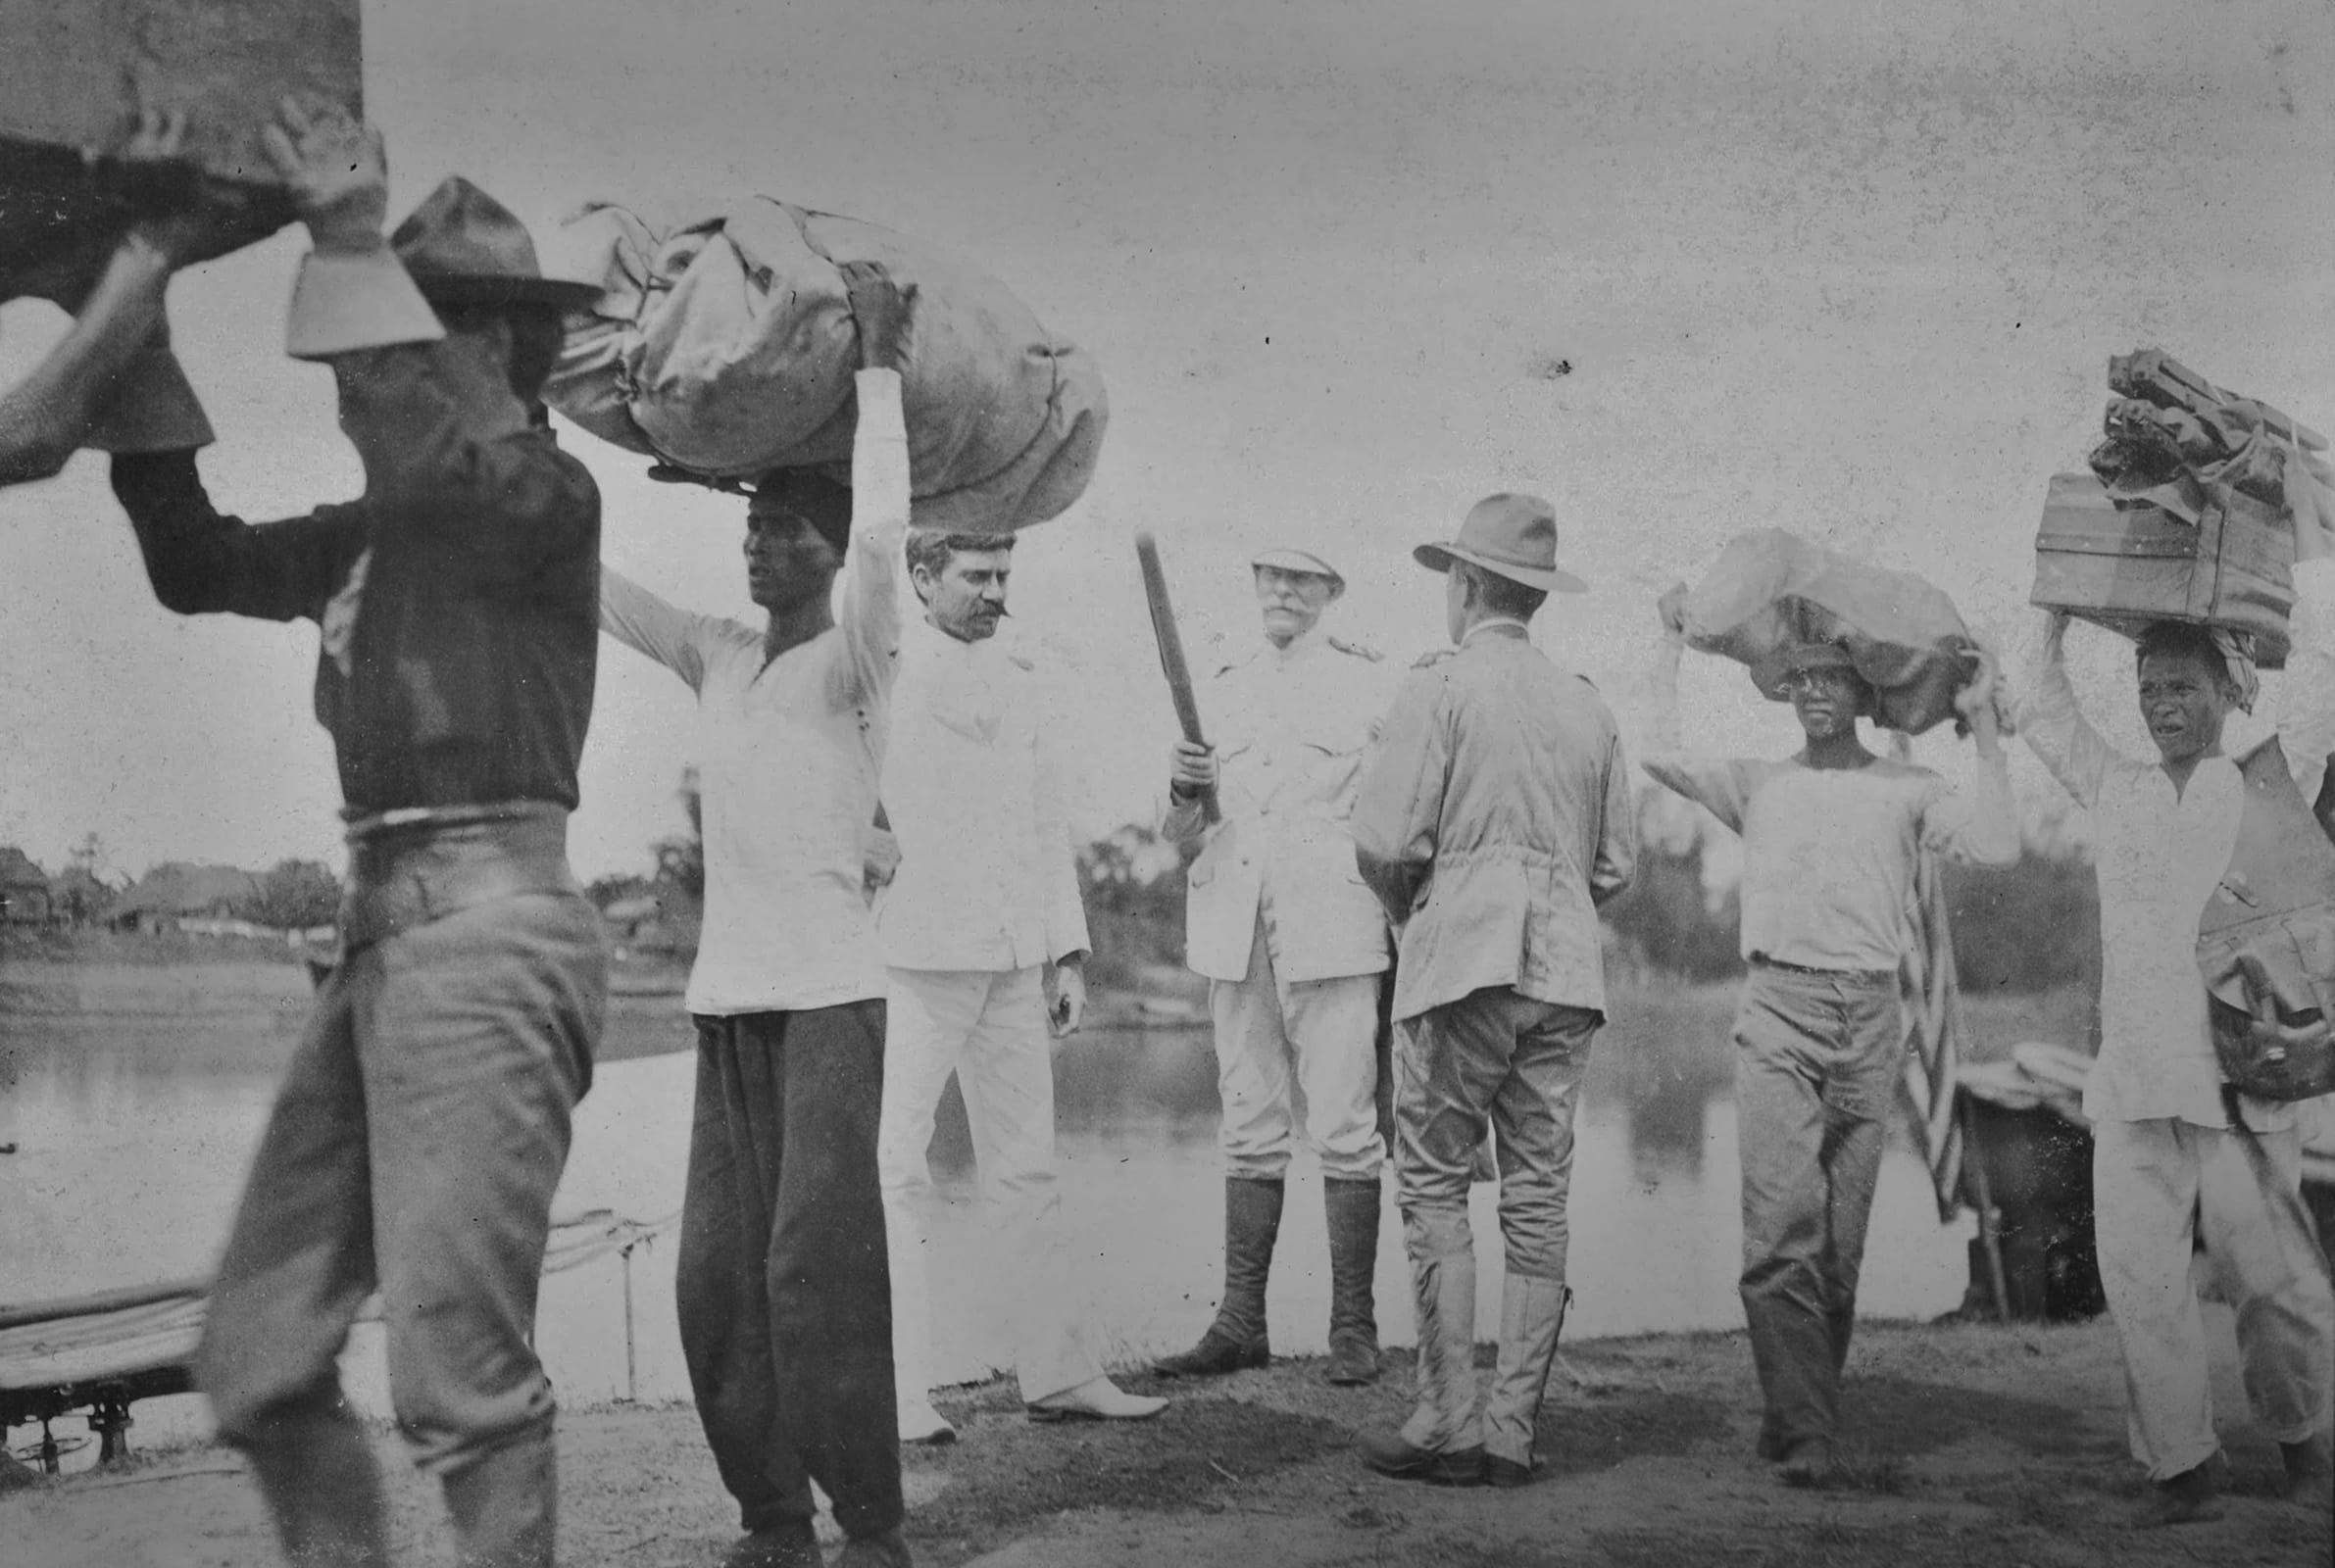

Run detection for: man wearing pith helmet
[[1350, 493, 1637, 1488], [1156, 543, 1401, 1387]]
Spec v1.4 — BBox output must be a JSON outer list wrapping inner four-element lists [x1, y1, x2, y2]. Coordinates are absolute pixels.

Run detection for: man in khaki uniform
[[1352, 496, 1636, 1488], [1156, 547, 1399, 1386]]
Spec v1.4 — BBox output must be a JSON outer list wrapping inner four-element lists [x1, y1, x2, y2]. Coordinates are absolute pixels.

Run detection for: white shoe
[[1025, 1375, 1168, 1423], [897, 1394, 957, 1445]]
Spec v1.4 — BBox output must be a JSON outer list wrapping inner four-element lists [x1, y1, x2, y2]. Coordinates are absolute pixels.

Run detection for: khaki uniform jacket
[[1351, 622, 1637, 1022], [1163, 630, 1397, 984]]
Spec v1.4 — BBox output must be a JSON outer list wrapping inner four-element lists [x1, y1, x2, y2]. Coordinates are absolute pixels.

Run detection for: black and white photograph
[[2, 3, 2332, 1564]]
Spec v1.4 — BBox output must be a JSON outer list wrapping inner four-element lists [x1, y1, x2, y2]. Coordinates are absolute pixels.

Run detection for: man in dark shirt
[[107, 105, 607, 1568]]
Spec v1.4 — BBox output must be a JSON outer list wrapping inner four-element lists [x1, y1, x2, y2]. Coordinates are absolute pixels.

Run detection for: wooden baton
[[1134, 531, 1220, 825]]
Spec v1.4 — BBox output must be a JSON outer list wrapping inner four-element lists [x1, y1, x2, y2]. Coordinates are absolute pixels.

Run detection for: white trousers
[[1210, 916, 1384, 1181], [2094, 1115, 2333, 1480], [879, 964, 1101, 1406]]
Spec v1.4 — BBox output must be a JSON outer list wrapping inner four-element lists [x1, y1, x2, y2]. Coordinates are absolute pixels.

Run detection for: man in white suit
[[1154, 547, 1398, 1386], [875, 528, 1168, 1443]]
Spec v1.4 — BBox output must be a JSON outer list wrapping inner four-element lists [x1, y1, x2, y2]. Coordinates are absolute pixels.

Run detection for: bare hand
[[1656, 582, 1691, 639], [1955, 646, 2004, 749], [838, 261, 915, 372], [121, 103, 262, 270], [862, 826, 901, 896], [2245, 1010, 2333, 1068], [1049, 960, 1086, 1038], [260, 98, 388, 252], [1168, 740, 1217, 799]]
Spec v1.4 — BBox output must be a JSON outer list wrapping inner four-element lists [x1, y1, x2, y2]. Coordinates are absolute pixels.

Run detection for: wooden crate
[[2031, 471, 2295, 667], [0, 0, 359, 290]]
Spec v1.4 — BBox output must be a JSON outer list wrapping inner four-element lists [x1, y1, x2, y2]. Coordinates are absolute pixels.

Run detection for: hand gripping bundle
[[543, 195, 1107, 533]]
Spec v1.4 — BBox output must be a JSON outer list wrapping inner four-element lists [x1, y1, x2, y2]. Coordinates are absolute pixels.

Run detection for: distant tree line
[[589, 773, 2104, 1000]]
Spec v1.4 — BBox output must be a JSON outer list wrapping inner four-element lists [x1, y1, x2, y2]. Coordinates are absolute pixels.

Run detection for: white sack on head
[[543, 195, 1107, 535]]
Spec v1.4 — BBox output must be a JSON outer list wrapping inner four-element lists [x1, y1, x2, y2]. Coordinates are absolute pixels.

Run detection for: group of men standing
[[5, 91, 2329, 1568]]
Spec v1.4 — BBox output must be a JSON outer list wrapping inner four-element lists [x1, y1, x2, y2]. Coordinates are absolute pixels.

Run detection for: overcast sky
[[3, 0, 2332, 883]]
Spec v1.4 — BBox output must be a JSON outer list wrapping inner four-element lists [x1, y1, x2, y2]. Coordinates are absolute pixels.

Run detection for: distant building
[[0, 846, 51, 925], [47, 863, 119, 927], [110, 862, 261, 936]]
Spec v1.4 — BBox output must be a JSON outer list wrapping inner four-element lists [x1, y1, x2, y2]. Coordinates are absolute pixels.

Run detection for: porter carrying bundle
[[1668, 528, 1982, 735], [543, 196, 1108, 534]]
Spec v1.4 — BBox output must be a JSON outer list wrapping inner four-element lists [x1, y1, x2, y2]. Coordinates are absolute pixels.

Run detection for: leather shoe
[[1359, 1432, 1485, 1487], [720, 1521, 820, 1568], [2279, 1437, 2332, 1510], [1153, 1325, 1269, 1379], [1773, 1439, 1835, 1485], [1321, 1334, 1380, 1387], [2134, 1456, 2225, 1528], [1484, 1452, 1542, 1489], [830, 1528, 914, 1568], [1025, 1375, 1168, 1423]]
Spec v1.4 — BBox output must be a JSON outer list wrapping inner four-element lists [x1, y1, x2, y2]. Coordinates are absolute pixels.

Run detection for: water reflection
[[1, 962, 1973, 1467]]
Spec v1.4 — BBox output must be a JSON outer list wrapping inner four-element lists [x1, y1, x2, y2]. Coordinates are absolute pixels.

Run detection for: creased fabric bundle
[[1672, 527, 1980, 736], [544, 195, 1107, 534]]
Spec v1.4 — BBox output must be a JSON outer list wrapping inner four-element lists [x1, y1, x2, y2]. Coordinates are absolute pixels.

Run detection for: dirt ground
[[7, 1314, 2327, 1568]]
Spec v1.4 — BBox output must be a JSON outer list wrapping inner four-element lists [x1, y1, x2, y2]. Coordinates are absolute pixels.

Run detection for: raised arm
[[599, 564, 719, 691], [832, 263, 914, 708], [2272, 479, 2335, 802], [1591, 726, 1639, 906], [1916, 651, 2021, 865], [0, 110, 215, 485], [109, 454, 366, 621], [1637, 611, 1756, 832], [1351, 663, 1449, 923], [2010, 612, 2124, 809], [265, 106, 595, 575]]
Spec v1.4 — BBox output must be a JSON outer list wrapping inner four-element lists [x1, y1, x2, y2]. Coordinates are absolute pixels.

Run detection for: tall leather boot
[[1154, 1176, 1283, 1377], [1359, 1205, 1481, 1485], [442, 1426, 557, 1568], [244, 1395, 392, 1568], [1321, 1176, 1383, 1386], [1482, 1275, 1571, 1484]]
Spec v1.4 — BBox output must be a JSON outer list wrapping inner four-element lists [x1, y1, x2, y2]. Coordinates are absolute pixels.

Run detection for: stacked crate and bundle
[[2032, 348, 2325, 666]]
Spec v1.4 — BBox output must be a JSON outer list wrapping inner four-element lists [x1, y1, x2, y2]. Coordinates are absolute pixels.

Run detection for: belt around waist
[[1748, 953, 1898, 987], [340, 801, 578, 952]]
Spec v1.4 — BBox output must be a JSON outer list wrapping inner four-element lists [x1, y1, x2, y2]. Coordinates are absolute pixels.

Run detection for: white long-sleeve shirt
[[876, 614, 1090, 972], [2014, 557, 2335, 1127], [597, 368, 908, 1014], [1641, 645, 2020, 973]]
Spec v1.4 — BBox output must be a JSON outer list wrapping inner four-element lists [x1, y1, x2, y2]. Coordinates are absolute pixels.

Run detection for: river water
[[0, 959, 1977, 1469]]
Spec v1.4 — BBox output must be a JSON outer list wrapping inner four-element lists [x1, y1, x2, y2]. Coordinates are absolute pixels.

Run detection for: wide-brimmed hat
[[391, 177, 603, 312], [1413, 493, 1587, 595], [1250, 547, 1344, 590]]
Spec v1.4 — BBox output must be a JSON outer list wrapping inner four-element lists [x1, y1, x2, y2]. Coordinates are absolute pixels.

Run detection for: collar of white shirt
[[1463, 616, 1531, 646]]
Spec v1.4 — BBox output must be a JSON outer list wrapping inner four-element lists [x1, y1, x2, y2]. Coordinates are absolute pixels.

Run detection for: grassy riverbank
[[7, 1315, 2326, 1567]]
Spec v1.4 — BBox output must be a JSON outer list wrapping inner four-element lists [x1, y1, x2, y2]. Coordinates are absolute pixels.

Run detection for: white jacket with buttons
[[1163, 628, 1398, 984]]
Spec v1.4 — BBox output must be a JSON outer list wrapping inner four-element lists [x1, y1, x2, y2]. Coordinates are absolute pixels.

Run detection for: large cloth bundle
[[2031, 348, 2319, 668], [544, 197, 1108, 534], [0, 0, 352, 295], [1672, 528, 1979, 735]]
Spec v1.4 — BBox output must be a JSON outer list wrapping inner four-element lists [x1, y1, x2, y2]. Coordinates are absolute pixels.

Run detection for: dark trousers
[[679, 1004, 903, 1540]]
